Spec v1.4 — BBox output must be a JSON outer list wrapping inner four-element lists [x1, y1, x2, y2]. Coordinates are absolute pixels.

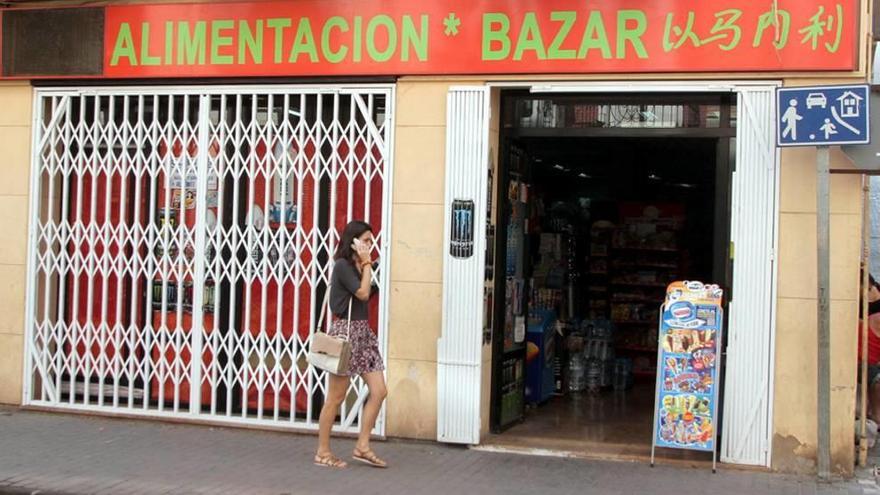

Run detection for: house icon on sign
[[837, 91, 864, 118]]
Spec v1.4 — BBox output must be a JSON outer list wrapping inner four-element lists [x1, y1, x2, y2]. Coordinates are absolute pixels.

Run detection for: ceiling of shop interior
[[521, 136, 720, 188]]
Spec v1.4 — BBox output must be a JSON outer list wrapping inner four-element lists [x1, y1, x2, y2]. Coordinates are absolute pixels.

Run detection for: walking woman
[[314, 220, 388, 469]]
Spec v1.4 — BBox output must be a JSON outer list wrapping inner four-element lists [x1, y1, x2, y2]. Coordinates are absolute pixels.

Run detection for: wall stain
[[772, 433, 854, 476], [772, 434, 815, 474]]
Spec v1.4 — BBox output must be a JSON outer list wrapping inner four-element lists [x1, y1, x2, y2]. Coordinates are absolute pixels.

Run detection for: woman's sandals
[[314, 453, 348, 469], [352, 447, 388, 468]]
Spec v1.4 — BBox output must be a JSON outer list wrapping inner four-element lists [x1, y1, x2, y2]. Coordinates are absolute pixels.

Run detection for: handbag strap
[[316, 275, 355, 339], [345, 297, 353, 338], [315, 285, 332, 334]]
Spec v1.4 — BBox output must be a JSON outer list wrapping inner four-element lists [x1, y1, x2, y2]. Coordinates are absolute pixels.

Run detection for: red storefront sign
[[102, 0, 859, 77], [0, 0, 861, 78]]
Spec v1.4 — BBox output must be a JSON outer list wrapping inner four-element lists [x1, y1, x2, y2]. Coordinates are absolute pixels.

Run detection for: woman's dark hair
[[335, 220, 373, 262], [861, 272, 880, 317]]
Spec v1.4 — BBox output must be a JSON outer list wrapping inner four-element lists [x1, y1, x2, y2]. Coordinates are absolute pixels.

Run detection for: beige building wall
[[385, 78, 486, 439], [0, 82, 33, 405]]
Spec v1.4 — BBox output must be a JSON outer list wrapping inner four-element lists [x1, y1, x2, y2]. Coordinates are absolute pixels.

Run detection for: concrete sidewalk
[[0, 407, 877, 495]]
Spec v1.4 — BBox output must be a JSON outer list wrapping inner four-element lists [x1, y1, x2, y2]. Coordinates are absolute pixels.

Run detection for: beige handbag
[[307, 287, 353, 375]]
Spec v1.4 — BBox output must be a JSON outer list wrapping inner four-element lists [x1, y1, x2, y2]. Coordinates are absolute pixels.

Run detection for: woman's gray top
[[330, 258, 369, 321]]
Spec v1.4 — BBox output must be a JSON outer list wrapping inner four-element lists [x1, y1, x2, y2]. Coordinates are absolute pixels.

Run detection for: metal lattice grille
[[24, 86, 394, 434]]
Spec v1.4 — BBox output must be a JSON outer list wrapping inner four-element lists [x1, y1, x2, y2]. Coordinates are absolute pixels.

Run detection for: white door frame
[[465, 80, 781, 467], [437, 86, 491, 444]]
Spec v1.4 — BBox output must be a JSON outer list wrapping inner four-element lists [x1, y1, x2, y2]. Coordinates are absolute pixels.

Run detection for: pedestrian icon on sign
[[781, 99, 803, 141]]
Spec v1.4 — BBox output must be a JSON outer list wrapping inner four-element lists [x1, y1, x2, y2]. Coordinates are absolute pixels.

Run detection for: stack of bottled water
[[583, 320, 614, 393]]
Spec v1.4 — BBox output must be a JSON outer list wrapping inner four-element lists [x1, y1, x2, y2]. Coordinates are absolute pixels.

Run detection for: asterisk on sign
[[444, 13, 461, 36]]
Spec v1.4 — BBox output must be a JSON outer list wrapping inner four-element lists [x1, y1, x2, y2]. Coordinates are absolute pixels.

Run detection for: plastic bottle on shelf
[[585, 358, 603, 394], [613, 358, 632, 391], [568, 353, 586, 392]]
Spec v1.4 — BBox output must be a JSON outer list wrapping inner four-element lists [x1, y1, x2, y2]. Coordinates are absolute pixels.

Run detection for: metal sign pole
[[650, 302, 664, 468], [712, 308, 723, 474], [816, 145, 832, 480], [859, 176, 871, 467]]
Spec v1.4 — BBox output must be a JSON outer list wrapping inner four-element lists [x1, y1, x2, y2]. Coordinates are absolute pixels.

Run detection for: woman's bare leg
[[356, 371, 388, 453], [317, 373, 350, 461]]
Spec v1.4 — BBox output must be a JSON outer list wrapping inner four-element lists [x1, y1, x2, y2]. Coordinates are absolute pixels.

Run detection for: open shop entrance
[[487, 91, 736, 462]]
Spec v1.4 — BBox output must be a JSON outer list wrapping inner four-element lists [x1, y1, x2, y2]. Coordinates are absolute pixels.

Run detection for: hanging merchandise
[[508, 179, 520, 201], [506, 214, 521, 276], [269, 138, 298, 225], [169, 170, 198, 190], [514, 315, 526, 344], [269, 139, 299, 227], [504, 278, 515, 351], [157, 208, 178, 229], [511, 279, 524, 316], [500, 357, 525, 427], [651, 281, 724, 471], [552, 322, 568, 395], [182, 281, 194, 313], [172, 190, 197, 210], [248, 205, 266, 230], [202, 279, 216, 314]]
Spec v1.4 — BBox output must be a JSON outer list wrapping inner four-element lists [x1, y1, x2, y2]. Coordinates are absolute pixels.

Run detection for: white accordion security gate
[[23, 85, 394, 434]]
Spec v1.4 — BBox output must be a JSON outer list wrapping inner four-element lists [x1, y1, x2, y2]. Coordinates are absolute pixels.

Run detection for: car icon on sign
[[806, 93, 827, 109]]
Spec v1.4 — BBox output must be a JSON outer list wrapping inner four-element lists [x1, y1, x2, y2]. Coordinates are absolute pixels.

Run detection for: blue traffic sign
[[776, 85, 870, 147]]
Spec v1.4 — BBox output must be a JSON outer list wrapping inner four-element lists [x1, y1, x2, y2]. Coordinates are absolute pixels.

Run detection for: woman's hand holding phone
[[352, 239, 372, 266]]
